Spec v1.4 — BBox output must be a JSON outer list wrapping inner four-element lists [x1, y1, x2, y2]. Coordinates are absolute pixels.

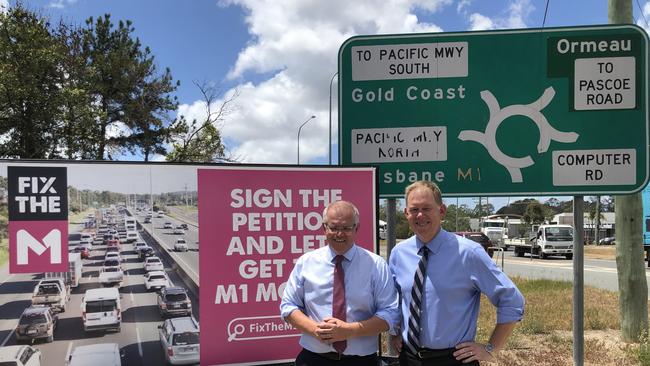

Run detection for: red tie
[[332, 255, 347, 354]]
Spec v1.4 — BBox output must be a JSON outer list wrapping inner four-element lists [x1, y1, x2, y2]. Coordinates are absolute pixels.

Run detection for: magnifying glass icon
[[227, 323, 245, 342]]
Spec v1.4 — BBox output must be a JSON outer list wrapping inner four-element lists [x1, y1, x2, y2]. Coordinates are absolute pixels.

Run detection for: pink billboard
[[198, 166, 377, 365]]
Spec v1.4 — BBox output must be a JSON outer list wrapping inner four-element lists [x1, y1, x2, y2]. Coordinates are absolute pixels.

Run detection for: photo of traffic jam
[[0, 163, 202, 366]]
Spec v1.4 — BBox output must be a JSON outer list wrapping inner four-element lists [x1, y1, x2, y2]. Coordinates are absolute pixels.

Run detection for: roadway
[[0, 220, 199, 366]]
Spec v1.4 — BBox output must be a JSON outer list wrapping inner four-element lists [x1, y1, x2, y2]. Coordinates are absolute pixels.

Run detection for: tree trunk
[[609, 0, 649, 343]]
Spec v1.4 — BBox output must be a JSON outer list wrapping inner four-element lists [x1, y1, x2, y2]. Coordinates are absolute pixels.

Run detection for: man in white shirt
[[281, 200, 399, 365]]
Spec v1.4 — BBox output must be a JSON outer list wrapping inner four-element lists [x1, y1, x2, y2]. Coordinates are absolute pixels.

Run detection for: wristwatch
[[485, 342, 495, 354]]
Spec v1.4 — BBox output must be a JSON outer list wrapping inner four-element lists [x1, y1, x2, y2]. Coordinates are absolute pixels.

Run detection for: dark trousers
[[295, 348, 377, 366], [399, 349, 480, 366]]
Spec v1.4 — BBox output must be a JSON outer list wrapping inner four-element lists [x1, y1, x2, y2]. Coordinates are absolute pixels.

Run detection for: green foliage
[[0, 6, 181, 160], [442, 204, 472, 232]]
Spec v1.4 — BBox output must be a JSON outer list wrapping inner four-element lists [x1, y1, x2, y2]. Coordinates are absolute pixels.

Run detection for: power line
[[635, 0, 650, 29], [542, 0, 550, 28]]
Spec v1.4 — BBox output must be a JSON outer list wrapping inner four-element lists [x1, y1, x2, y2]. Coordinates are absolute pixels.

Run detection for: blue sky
[[5, 0, 648, 210]]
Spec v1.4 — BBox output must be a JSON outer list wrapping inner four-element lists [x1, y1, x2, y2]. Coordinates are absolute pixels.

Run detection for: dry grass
[[584, 245, 617, 260], [382, 276, 650, 365]]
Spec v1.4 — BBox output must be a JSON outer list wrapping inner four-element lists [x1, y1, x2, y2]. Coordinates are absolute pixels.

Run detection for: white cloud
[[469, 13, 494, 30], [465, 0, 534, 31], [48, 0, 78, 9], [0, 0, 8, 13], [188, 0, 451, 164], [457, 0, 473, 15]]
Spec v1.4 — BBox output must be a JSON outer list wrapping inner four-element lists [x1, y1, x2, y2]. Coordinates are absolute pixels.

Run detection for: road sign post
[[339, 25, 649, 197]]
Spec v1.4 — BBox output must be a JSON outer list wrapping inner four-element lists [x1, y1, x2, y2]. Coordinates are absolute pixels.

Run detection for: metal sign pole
[[573, 196, 584, 366]]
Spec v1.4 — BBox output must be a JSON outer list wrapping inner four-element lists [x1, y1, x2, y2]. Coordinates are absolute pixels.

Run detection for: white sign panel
[[574, 56, 635, 110], [351, 42, 468, 81], [552, 149, 636, 185], [351, 126, 447, 163]]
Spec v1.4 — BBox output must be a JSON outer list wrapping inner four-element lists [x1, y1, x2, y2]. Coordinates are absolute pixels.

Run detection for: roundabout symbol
[[458, 86, 579, 183]]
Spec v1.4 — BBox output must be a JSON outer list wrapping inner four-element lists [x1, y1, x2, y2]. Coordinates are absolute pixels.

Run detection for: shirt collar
[[415, 229, 447, 255], [327, 244, 357, 263]]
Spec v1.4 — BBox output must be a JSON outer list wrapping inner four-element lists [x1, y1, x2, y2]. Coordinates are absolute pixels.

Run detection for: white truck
[[513, 224, 574, 260], [44, 252, 82, 288], [32, 278, 70, 313]]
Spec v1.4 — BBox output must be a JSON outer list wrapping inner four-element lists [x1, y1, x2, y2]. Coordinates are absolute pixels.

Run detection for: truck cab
[[533, 224, 574, 260]]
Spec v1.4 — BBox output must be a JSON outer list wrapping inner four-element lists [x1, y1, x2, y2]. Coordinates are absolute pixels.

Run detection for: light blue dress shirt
[[280, 244, 399, 355], [388, 229, 525, 349]]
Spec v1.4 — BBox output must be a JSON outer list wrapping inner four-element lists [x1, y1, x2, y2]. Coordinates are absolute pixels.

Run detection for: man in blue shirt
[[281, 200, 399, 365], [389, 181, 524, 366]]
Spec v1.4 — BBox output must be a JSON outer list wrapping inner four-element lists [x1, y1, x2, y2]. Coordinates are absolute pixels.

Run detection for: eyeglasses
[[324, 224, 356, 233]]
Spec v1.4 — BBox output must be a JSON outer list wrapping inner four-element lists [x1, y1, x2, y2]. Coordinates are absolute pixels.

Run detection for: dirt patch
[[491, 330, 640, 366], [584, 245, 616, 260]]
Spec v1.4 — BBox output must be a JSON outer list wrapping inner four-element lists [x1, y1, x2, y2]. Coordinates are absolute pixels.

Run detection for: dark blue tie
[[406, 246, 429, 354]]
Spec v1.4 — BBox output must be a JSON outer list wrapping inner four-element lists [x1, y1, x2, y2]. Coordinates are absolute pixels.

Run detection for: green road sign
[[338, 25, 649, 198]]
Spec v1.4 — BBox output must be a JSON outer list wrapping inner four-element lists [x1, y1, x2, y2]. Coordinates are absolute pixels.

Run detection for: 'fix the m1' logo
[[8, 165, 69, 274], [16, 229, 62, 265]]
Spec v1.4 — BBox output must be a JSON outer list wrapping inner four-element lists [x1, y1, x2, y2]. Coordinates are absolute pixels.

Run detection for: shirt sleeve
[[280, 257, 305, 320], [372, 257, 401, 334], [469, 246, 525, 324]]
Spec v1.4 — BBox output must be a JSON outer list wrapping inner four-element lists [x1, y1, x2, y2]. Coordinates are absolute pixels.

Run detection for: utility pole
[[609, 0, 649, 343]]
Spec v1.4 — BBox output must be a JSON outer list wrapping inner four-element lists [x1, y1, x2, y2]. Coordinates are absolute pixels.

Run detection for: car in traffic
[[180, 223, 188, 230], [105, 251, 121, 263], [15, 305, 58, 343], [144, 217, 152, 223], [138, 246, 155, 261], [158, 317, 200, 365], [173, 226, 185, 235], [164, 222, 173, 229], [174, 238, 189, 252], [158, 286, 192, 317], [598, 236, 616, 245], [72, 245, 90, 259], [67, 343, 123, 366], [145, 271, 171, 291], [0, 345, 41, 366], [81, 287, 121, 333], [455, 232, 494, 258], [144, 256, 164, 272], [31, 278, 69, 313]]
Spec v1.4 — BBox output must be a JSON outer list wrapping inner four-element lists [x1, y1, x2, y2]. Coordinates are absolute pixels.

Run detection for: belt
[[317, 352, 355, 361], [306, 349, 374, 361], [407, 347, 455, 359]]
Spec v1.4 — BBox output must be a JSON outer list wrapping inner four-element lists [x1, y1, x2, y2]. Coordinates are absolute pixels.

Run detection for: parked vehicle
[[145, 256, 164, 272], [67, 343, 123, 366], [158, 287, 192, 317], [32, 278, 70, 313], [44, 252, 82, 288], [158, 317, 200, 365], [598, 236, 616, 245], [455, 232, 494, 258], [174, 238, 188, 252], [0, 345, 41, 366], [81, 288, 121, 333], [15, 306, 57, 343], [513, 224, 574, 260], [145, 271, 170, 291]]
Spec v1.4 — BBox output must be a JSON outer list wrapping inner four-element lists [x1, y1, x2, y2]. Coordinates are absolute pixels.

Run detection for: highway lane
[[498, 250, 650, 297], [0, 220, 199, 366]]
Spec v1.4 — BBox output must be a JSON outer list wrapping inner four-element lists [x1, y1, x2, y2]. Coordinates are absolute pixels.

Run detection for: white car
[[173, 226, 185, 235], [105, 252, 121, 262], [68, 343, 123, 366], [99, 265, 124, 287], [0, 345, 41, 366], [145, 271, 170, 291], [144, 256, 164, 272], [174, 239, 188, 252], [164, 222, 173, 229], [158, 317, 200, 365], [134, 241, 148, 253]]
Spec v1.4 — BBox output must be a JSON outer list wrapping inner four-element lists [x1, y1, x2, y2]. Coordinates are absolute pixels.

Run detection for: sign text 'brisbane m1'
[[339, 25, 649, 197]]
